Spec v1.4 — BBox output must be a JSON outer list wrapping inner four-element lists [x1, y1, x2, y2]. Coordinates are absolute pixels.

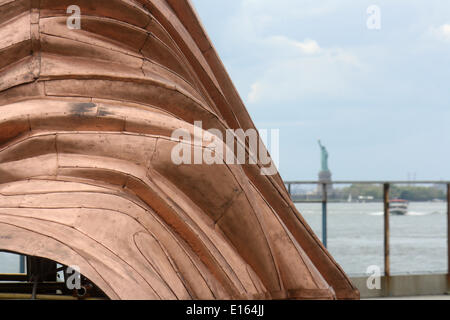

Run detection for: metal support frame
[[0, 256, 107, 299], [322, 183, 328, 248], [447, 184, 450, 292], [19, 255, 25, 274], [383, 183, 391, 296]]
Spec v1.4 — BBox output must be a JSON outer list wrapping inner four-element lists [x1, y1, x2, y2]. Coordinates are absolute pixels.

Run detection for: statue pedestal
[[318, 170, 333, 195]]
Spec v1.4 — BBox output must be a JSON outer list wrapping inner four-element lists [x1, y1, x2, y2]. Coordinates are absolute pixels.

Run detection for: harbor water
[[297, 201, 448, 276]]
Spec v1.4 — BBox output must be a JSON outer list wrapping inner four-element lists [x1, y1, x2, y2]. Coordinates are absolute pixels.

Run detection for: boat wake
[[407, 211, 440, 216], [368, 211, 440, 216]]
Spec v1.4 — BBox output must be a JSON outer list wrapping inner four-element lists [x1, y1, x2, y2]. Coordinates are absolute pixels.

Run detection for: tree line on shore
[[289, 184, 447, 202], [336, 184, 446, 202]]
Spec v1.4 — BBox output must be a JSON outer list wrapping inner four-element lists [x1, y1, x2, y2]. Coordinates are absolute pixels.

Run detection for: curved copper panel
[[0, 0, 359, 300]]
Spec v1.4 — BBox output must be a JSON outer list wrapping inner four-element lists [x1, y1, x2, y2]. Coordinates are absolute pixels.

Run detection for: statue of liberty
[[318, 140, 329, 172], [317, 140, 332, 195]]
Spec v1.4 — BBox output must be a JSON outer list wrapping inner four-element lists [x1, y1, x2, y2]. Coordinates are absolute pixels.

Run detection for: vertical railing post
[[288, 183, 292, 198], [447, 183, 450, 292], [322, 183, 328, 248], [19, 255, 25, 274], [383, 183, 391, 296]]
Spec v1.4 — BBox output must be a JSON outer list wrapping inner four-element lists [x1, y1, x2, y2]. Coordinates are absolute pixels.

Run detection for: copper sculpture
[[0, 0, 359, 300]]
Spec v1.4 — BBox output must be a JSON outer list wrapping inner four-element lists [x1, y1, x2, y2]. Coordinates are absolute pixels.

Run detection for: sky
[[191, 0, 450, 181]]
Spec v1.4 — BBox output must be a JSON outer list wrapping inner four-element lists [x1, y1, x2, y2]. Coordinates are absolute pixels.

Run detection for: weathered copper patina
[[0, 0, 359, 300]]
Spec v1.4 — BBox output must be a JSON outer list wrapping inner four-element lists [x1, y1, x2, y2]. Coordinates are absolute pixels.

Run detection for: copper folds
[[0, 0, 359, 300]]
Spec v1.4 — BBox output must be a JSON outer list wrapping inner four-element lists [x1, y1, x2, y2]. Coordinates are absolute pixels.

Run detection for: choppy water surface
[[297, 202, 448, 276]]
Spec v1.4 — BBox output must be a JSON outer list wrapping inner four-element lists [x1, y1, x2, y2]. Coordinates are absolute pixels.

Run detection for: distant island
[[338, 184, 446, 202], [290, 184, 446, 202]]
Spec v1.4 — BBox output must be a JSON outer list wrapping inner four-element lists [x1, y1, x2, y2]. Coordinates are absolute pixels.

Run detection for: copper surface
[[0, 0, 359, 300]]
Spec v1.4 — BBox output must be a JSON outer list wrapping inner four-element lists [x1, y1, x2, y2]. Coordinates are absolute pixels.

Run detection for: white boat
[[389, 199, 408, 215]]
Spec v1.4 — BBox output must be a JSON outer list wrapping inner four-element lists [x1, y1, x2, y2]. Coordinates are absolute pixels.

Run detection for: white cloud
[[222, 0, 346, 49], [294, 39, 322, 55], [246, 34, 365, 105], [443, 24, 450, 36], [430, 23, 450, 41], [266, 36, 321, 55], [248, 82, 263, 103], [240, 0, 342, 22], [217, 0, 367, 106]]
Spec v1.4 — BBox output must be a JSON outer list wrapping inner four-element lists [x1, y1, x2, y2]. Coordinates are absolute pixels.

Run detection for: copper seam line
[[140, 167, 251, 296], [132, 231, 195, 299]]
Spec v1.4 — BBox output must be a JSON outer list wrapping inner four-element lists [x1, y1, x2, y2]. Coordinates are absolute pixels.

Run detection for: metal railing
[[285, 180, 450, 290]]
